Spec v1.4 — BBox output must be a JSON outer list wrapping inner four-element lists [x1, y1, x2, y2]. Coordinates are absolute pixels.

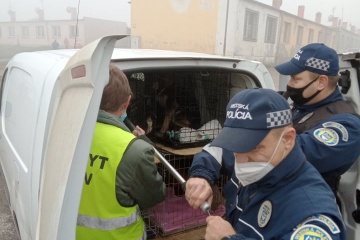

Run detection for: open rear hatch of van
[[36, 35, 125, 240]]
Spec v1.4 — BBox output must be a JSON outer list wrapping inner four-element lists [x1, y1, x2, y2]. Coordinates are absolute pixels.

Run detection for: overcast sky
[[1, 0, 359, 29], [0, 0, 131, 24]]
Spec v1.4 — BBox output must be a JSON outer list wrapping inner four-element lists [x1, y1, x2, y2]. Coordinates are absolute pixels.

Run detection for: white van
[[336, 51, 360, 240], [0, 35, 359, 239]]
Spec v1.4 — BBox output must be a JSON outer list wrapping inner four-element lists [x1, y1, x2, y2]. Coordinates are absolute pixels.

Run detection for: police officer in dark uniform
[[186, 88, 346, 239], [274, 43, 360, 193]]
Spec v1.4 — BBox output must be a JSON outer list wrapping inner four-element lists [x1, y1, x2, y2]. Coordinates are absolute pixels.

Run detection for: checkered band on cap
[[305, 57, 330, 72], [266, 109, 292, 128]]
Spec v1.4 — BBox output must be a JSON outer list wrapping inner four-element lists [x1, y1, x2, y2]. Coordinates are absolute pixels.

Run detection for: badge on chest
[[258, 200, 272, 228]]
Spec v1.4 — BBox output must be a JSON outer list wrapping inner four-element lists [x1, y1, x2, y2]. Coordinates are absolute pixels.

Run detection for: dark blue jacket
[[224, 144, 345, 239], [293, 88, 360, 177]]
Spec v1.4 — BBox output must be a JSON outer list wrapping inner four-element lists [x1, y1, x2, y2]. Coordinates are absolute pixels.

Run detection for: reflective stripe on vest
[[77, 206, 140, 230]]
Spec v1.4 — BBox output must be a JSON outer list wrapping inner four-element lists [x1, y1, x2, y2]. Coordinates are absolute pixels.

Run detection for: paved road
[[0, 167, 20, 240]]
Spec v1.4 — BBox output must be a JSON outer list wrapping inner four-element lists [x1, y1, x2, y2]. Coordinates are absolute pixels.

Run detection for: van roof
[[111, 48, 241, 62], [12, 48, 241, 66]]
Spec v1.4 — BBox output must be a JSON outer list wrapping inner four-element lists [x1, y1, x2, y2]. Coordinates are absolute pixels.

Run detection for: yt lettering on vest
[[85, 154, 109, 185]]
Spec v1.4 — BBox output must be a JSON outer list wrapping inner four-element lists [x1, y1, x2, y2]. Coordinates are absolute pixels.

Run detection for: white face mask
[[234, 130, 285, 186]]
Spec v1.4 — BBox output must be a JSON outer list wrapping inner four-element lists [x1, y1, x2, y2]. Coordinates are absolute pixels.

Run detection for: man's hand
[[185, 177, 213, 209], [132, 125, 145, 136], [205, 216, 236, 240]]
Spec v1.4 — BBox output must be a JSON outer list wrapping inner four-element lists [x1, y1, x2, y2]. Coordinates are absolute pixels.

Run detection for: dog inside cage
[[125, 68, 249, 148]]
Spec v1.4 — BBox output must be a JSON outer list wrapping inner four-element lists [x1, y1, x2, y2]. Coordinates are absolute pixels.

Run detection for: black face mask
[[286, 76, 322, 105]]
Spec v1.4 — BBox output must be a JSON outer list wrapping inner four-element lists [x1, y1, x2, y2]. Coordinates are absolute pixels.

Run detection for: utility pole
[[223, 0, 230, 56]]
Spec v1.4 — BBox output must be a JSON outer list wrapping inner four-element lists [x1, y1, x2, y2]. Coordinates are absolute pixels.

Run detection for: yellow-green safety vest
[[76, 122, 145, 240]]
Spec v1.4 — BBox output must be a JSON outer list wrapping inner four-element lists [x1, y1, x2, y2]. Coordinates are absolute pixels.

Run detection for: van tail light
[[71, 65, 86, 79]]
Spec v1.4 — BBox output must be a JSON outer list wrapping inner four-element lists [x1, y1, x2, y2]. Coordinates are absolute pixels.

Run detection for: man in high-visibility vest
[[76, 64, 166, 240]]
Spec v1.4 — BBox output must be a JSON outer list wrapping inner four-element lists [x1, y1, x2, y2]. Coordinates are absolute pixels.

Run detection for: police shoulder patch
[[291, 224, 331, 240], [313, 128, 339, 146], [322, 121, 348, 142], [299, 214, 340, 234]]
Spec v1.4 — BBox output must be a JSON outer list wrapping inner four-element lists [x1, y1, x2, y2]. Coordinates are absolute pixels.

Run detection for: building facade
[[131, 0, 360, 67], [0, 17, 130, 50], [131, 0, 219, 53]]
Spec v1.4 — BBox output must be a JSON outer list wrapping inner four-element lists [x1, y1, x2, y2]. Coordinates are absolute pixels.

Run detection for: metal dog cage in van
[[126, 69, 250, 147]]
